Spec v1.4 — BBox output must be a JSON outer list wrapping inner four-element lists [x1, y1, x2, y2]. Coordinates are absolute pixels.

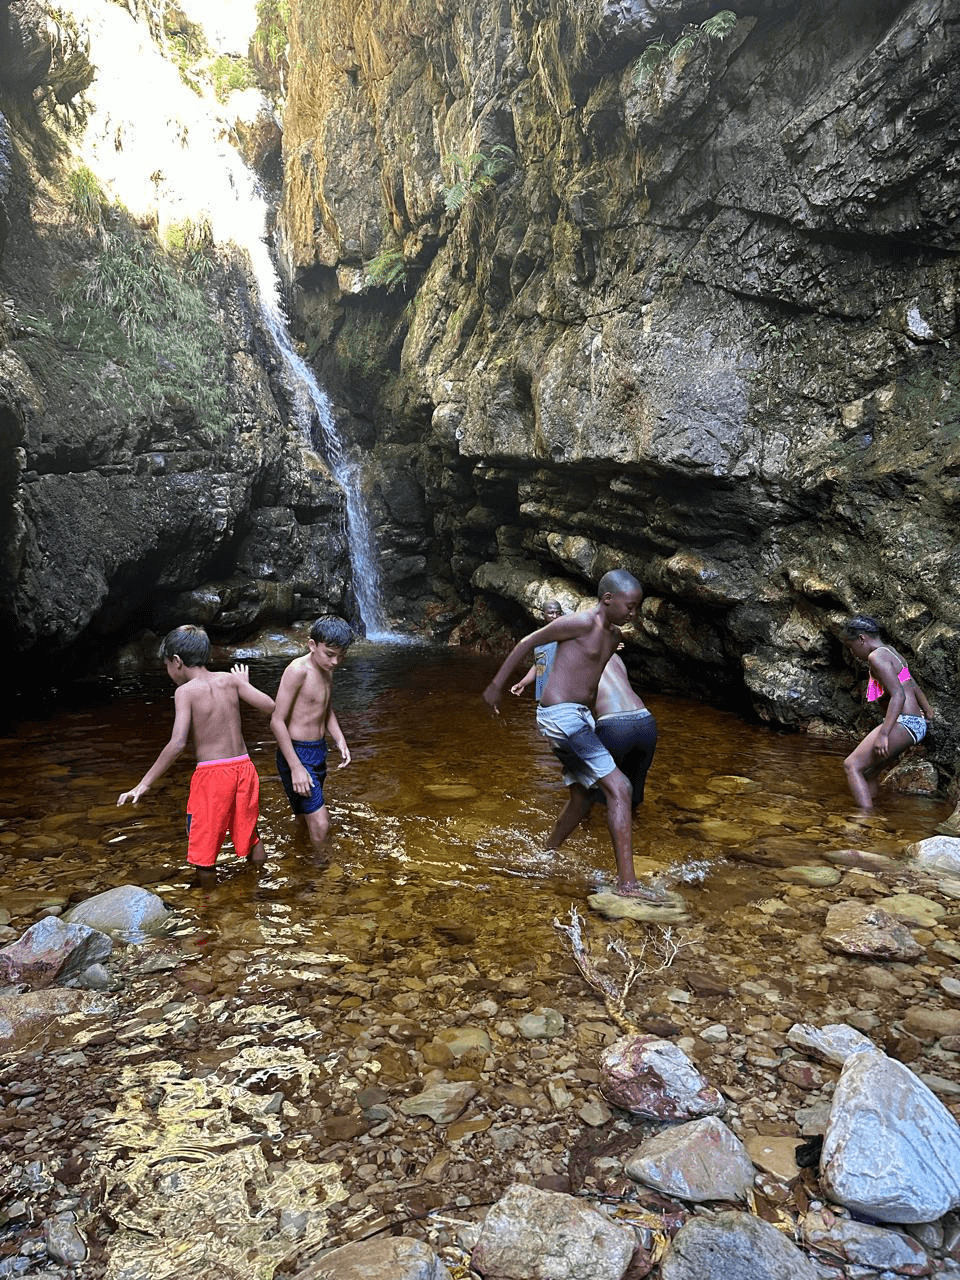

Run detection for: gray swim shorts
[[536, 702, 617, 788], [897, 714, 927, 745]]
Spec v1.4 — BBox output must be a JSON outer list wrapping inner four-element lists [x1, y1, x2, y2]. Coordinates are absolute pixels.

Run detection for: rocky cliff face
[[277, 0, 960, 765], [0, 0, 352, 679]]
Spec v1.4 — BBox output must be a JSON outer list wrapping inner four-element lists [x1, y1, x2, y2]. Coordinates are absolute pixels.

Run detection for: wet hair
[[159, 624, 211, 667], [309, 615, 355, 649], [842, 615, 882, 640], [597, 569, 642, 599]]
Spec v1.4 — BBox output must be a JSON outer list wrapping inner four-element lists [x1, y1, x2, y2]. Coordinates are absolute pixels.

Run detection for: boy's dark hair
[[309, 615, 354, 649], [842, 615, 882, 639], [598, 569, 642, 598], [159, 624, 211, 667]]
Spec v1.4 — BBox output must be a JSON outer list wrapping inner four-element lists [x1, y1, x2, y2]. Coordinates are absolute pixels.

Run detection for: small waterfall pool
[[2, 646, 956, 1277]]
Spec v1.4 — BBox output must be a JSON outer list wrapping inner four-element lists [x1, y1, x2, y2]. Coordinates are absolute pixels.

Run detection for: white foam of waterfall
[[65, 0, 391, 637]]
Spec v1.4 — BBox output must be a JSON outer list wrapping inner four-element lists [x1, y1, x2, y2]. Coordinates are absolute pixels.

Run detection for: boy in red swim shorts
[[118, 624, 275, 882]]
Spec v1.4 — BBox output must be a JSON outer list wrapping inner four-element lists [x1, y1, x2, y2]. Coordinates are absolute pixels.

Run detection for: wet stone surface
[[1, 647, 959, 1277]]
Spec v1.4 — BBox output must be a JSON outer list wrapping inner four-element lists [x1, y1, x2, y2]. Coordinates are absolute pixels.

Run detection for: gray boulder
[[660, 1211, 820, 1280], [62, 886, 169, 937], [625, 1115, 756, 1203], [471, 1182, 636, 1280], [821, 1050, 960, 1223]]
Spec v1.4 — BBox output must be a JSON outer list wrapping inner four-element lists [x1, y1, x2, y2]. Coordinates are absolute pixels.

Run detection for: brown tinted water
[[0, 643, 953, 1277]]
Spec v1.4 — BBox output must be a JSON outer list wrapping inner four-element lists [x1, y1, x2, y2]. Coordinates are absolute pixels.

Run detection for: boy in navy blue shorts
[[271, 616, 354, 847]]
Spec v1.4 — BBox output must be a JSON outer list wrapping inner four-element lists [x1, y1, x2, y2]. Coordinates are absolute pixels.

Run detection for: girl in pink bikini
[[841, 615, 933, 810]]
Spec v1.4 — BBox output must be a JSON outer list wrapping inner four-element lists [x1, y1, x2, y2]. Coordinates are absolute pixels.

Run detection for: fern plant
[[634, 9, 737, 85], [365, 247, 409, 292], [442, 144, 514, 213]]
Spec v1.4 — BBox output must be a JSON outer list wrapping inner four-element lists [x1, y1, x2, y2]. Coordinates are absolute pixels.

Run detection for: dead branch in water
[[553, 905, 689, 1035]]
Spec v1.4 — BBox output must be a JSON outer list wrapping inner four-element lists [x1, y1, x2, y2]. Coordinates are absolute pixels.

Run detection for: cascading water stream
[[243, 238, 391, 640], [66, 0, 393, 639]]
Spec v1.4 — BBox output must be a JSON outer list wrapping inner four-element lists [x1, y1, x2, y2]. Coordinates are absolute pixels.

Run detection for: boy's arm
[[326, 708, 351, 768], [118, 685, 192, 805], [231, 664, 275, 715], [483, 616, 584, 711], [270, 666, 313, 795], [510, 665, 537, 696]]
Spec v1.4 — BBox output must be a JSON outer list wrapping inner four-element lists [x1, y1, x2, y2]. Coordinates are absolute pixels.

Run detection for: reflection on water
[[0, 643, 950, 1274], [1, 641, 942, 919]]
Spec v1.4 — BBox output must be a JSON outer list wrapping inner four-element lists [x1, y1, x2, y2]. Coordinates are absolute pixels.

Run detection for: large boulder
[[471, 1183, 636, 1280], [820, 1050, 960, 1223], [62, 886, 169, 937], [0, 916, 112, 988], [660, 1211, 821, 1280]]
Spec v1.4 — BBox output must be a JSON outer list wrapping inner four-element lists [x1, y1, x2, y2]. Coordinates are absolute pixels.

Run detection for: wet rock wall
[[279, 0, 960, 761], [0, 2, 353, 679]]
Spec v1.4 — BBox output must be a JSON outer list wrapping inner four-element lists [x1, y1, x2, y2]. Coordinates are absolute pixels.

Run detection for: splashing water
[[66, 0, 391, 637]]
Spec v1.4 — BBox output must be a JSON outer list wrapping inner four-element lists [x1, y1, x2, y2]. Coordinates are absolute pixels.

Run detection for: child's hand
[[509, 682, 525, 696], [118, 785, 146, 806], [232, 663, 251, 683], [336, 743, 352, 769], [290, 763, 313, 796]]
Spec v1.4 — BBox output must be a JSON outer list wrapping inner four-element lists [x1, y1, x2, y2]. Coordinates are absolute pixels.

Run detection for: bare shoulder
[[278, 655, 309, 687]]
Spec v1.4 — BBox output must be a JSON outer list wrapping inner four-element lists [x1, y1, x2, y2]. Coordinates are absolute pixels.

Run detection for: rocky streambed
[[1, 647, 959, 1278]]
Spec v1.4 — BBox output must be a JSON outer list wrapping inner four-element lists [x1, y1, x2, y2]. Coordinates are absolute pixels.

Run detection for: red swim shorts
[[185, 754, 261, 867]]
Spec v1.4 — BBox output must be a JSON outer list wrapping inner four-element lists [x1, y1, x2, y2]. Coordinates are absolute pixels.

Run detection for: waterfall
[[243, 239, 391, 640], [65, 0, 391, 638]]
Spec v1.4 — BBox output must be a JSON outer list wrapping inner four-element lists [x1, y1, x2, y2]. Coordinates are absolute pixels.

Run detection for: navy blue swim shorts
[[276, 739, 328, 815]]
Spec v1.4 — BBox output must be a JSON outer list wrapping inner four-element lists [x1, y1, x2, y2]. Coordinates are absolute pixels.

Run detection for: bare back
[[541, 608, 622, 708], [181, 671, 250, 761], [277, 654, 334, 741], [595, 654, 647, 717]]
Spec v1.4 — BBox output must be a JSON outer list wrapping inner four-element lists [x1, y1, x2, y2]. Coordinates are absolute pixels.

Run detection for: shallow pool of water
[[1, 643, 952, 1277]]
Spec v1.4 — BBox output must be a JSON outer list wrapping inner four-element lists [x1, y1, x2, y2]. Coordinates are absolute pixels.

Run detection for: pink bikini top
[[866, 666, 911, 702]]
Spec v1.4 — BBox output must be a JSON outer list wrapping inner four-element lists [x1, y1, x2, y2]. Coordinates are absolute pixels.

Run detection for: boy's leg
[[594, 765, 645, 892], [545, 784, 591, 850], [303, 804, 330, 847]]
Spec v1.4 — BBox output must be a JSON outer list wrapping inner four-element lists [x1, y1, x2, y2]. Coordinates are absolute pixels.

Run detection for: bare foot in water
[[247, 839, 267, 867]]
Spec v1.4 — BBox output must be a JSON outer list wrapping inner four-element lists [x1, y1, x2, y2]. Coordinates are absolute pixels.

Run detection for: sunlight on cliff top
[[66, 0, 268, 253]]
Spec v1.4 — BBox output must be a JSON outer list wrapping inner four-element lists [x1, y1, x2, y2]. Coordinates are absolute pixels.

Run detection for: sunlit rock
[[0, 917, 112, 989], [588, 889, 687, 922], [62, 886, 169, 938], [434, 1026, 492, 1056], [660, 1211, 820, 1280], [874, 893, 946, 928], [471, 1183, 636, 1280], [820, 1050, 960, 1223], [906, 836, 960, 880], [744, 1135, 802, 1184], [398, 1081, 476, 1123], [776, 865, 843, 887], [599, 1035, 725, 1120], [786, 1021, 877, 1066], [822, 900, 922, 961], [517, 1007, 565, 1039], [903, 1006, 960, 1042], [625, 1115, 755, 1202], [42, 1217, 87, 1266]]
